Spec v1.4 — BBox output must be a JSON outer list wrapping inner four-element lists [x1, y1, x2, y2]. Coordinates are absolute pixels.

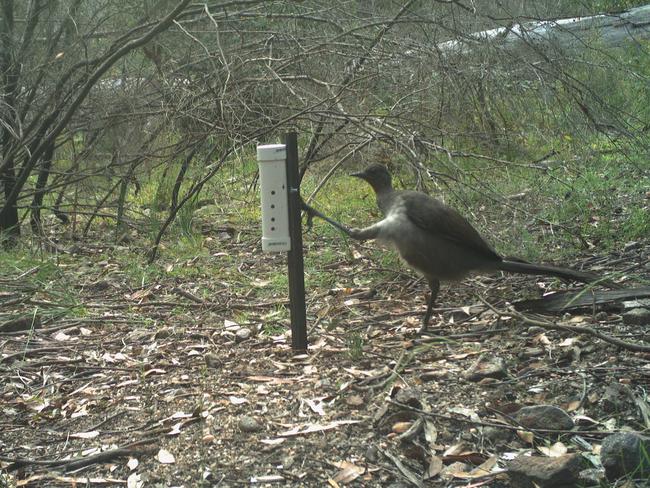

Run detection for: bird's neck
[[372, 184, 395, 215]]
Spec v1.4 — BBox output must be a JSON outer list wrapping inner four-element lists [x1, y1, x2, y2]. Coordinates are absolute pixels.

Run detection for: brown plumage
[[349, 164, 605, 333]]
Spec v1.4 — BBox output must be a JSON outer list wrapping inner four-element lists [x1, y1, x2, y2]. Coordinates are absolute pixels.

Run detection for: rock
[[527, 326, 545, 335], [238, 415, 263, 433], [393, 388, 422, 408], [154, 327, 173, 340], [622, 308, 650, 326], [507, 453, 585, 487], [514, 405, 574, 431], [419, 370, 448, 381], [0, 315, 42, 333], [204, 352, 222, 369], [578, 468, 605, 485], [235, 327, 252, 342], [519, 347, 545, 359], [600, 432, 650, 480], [594, 311, 608, 322], [623, 299, 650, 310], [601, 383, 632, 413], [464, 355, 508, 381], [365, 445, 379, 463], [281, 454, 295, 469], [483, 426, 515, 445]]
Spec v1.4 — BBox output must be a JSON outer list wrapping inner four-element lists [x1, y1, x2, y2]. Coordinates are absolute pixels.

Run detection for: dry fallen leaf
[[517, 430, 535, 444], [345, 395, 364, 407], [425, 455, 444, 479], [53, 331, 72, 341], [331, 460, 364, 483], [304, 398, 326, 416], [229, 396, 248, 405], [277, 420, 362, 437], [538, 441, 568, 457], [558, 337, 577, 347], [70, 431, 100, 439], [565, 400, 581, 412], [391, 421, 413, 434], [157, 449, 175, 464], [127, 472, 142, 488], [260, 438, 286, 446]]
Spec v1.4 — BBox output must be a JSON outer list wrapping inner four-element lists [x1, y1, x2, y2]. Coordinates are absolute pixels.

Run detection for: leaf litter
[[0, 228, 648, 486]]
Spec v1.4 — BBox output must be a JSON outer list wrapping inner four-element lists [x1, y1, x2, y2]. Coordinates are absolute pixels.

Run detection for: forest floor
[[1, 221, 649, 487]]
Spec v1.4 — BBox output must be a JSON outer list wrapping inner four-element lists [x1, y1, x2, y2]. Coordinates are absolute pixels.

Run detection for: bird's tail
[[496, 260, 620, 288]]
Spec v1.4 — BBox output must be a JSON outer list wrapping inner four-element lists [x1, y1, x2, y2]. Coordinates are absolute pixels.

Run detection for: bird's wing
[[401, 191, 502, 262]]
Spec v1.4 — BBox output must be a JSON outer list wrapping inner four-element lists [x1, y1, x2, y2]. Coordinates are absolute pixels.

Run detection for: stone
[[601, 383, 632, 413], [507, 453, 585, 488], [578, 468, 605, 485], [623, 241, 641, 252], [154, 327, 173, 339], [204, 352, 222, 369], [622, 308, 650, 326], [519, 347, 545, 359], [393, 388, 422, 408], [527, 326, 545, 335], [594, 311, 608, 322], [483, 426, 515, 445], [238, 415, 263, 433], [514, 405, 574, 431], [464, 355, 508, 381], [600, 432, 650, 481], [235, 327, 252, 342], [623, 299, 650, 310], [281, 454, 295, 469], [365, 445, 379, 463]]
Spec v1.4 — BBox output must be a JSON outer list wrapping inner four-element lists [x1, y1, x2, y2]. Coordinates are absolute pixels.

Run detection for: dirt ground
[[1, 229, 649, 487]]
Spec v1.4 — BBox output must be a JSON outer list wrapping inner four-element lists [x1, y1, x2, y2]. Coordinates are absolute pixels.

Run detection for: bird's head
[[350, 164, 392, 193]]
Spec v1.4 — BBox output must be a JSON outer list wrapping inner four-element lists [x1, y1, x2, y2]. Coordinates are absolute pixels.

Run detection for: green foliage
[[0, 247, 82, 320], [584, 0, 647, 12], [346, 332, 365, 360]]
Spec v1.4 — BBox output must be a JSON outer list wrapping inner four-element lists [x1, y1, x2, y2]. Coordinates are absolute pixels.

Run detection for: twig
[[0, 347, 66, 364], [172, 286, 208, 304], [388, 399, 614, 437], [379, 447, 424, 488], [478, 297, 650, 352], [3, 437, 158, 472]]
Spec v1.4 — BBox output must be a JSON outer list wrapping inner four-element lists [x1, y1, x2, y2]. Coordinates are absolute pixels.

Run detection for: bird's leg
[[347, 224, 380, 241], [420, 278, 440, 334]]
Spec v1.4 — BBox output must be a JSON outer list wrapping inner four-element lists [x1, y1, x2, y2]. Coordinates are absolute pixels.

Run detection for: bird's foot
[[348, 227, 363, 240]]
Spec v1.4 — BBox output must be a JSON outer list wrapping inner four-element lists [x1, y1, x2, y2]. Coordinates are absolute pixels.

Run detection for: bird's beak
[[350, 170, 366, 179]]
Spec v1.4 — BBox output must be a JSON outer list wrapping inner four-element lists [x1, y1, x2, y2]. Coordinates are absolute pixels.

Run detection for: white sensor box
[[257, 144, 291, 252]]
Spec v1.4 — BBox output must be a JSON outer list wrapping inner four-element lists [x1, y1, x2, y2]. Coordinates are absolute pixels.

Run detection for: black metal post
[[284, 132, 308, 351]]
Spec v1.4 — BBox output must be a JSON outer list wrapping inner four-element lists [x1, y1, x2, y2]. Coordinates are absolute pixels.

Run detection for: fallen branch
[[479, 297, 650, 352], [3, 437, 158, 472]]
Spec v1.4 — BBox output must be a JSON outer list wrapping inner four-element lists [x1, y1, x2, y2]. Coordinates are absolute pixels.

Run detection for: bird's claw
[[348, 227, 363, 239]]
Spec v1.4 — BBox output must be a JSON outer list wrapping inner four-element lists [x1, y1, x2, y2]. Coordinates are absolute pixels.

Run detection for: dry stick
[[0, 347, 66, 364], [379, 447, 424, 488], [3, 438, 158, 472], [172, 286, 208, 304], [29, 298, 288, 310], [388, 400, 613, 438], [478, 296, 650, 352]]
